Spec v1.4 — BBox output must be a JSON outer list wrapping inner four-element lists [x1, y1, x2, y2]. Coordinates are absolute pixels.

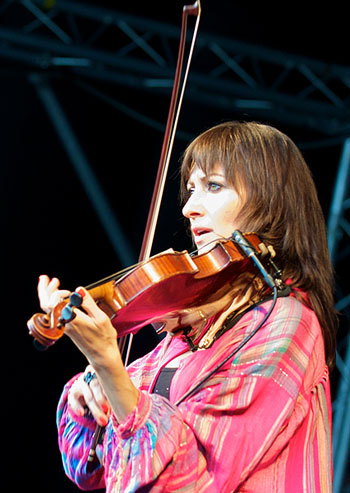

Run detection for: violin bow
[[88, 2, 201, 464], [120, 1, 202, 364]]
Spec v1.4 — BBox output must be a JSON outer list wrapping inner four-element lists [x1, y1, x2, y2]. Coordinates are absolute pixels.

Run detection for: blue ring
[[83, 371, 97, 385]]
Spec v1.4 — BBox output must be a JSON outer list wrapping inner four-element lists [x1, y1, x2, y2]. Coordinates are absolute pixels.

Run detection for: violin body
[[28, 234, 264, 349]]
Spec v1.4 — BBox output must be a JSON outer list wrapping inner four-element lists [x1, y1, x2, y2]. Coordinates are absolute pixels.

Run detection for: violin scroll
[[28, 280, 119, 350], [28, 292, 84, 350], [28, 301, 67, 350]]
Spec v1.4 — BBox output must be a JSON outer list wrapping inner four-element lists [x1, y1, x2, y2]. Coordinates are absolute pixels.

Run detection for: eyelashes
[[207, 181, 223, 192], [186, 181, 224, 195]]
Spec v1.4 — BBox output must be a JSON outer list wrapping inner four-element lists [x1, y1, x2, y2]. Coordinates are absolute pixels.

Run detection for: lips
[[192, 227, 212, 238]]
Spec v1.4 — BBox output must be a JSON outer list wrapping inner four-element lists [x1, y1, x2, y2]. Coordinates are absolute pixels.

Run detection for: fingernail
[[76, 287, 86, 298], [102, 403, 109, 414], [99, 416, 108, 426]]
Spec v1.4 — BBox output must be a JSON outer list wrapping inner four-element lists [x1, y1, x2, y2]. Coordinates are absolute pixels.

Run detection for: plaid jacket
[[57, 294, 333, 492]]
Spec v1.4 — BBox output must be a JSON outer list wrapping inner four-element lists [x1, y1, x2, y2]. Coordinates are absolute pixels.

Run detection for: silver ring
[[84, 371, 97, 385]]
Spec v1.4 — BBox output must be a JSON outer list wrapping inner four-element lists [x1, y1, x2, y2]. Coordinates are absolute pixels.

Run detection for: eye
[[207, 181, 222, 192]]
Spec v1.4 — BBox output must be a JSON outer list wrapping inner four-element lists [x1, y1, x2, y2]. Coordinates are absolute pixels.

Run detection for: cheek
[[219, 201, 242, 231], [207, 191, 242, 231]]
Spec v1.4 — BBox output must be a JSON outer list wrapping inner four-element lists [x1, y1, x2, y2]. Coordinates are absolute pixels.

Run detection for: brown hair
[[180, 121, 337, 369]]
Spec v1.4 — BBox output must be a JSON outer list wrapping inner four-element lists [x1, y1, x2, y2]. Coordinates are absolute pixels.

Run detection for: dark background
[[2, 1, 349, 491]]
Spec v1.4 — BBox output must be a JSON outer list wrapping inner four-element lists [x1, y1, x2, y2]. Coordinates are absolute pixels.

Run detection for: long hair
[[180, 121, 338, 369]]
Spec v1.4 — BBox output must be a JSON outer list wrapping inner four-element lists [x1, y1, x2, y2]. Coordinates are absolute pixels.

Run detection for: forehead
[[187, 162, 225, 182]]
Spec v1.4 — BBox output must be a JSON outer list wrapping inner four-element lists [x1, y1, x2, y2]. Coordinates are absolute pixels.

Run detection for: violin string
[[84, 262, 141, 290], [84, 235, 240, 289], [188, 234, 235, 257], [84, 244, 195, 290]]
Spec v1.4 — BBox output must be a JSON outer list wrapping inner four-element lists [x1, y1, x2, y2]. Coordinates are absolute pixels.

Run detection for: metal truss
[[1, 0, 350, 138], [1, 1, 349, 489], [328, 140, 350, 493]]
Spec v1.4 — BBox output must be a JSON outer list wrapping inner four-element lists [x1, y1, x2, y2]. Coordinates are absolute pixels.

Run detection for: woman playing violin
[[38, 121, 337, 492]]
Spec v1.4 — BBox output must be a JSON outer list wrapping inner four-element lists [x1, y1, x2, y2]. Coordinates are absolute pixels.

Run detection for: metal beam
[[30, 72, 135, 267], [328, 139, 350, 493], [1, 1, 350, 135]]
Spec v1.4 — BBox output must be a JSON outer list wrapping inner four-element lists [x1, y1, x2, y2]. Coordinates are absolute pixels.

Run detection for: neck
[[183, 272, 267, 350]]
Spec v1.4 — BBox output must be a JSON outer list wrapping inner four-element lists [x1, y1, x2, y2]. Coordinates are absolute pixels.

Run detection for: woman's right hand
[[67, 365, 111, 427]]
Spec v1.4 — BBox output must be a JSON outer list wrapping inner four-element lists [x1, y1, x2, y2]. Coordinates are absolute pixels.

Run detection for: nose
[[182, 190, 205, 219]]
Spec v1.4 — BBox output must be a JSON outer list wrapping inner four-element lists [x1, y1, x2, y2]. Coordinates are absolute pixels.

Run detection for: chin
[[196, 236, 220, 253]]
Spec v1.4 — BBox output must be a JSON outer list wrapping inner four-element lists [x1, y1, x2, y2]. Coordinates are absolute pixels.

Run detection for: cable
[[175, 285, 278, 406]]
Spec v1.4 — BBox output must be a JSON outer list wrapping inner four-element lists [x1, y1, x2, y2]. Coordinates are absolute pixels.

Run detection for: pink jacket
[[57, 295, 333, 492]]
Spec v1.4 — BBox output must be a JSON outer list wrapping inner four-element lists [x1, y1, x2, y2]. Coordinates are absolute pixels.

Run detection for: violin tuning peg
[[258, 242, 269, 257], [60, 304, 77, 323], [56, 293, 83, 326], [33, 339, 48, 351], [69, 292, 83, 307]]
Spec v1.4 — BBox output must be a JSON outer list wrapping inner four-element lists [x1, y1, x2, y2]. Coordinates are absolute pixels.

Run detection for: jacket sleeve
[[56, 375, 106, 491]]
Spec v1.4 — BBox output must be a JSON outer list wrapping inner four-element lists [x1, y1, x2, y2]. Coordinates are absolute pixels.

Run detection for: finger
[[51, 289, 71, 306], [38, 275, 52, 312], [88, 375, 111, 416], [68, 365, 96, 416], [37, 274, 49, 297], [83, 367, 110, 413], [39, 275, 60, 294], [68, 373, 110, 425], [38, 275, 70, 312], [48, 276, 60, 292], [79, 369, 110, 425], [74, 287, 108, 322], [82, 380, 110, 426], [68, 379, 87, 417], [47, 277, 71, 300]]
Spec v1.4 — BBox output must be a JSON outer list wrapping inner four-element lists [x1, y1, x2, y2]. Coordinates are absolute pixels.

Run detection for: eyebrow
[[187, 172, 225, 184], [207, 173, 226, 179]]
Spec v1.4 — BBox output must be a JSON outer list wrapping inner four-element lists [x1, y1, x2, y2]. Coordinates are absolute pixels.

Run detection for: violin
[[27, 233, 270, 350]]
